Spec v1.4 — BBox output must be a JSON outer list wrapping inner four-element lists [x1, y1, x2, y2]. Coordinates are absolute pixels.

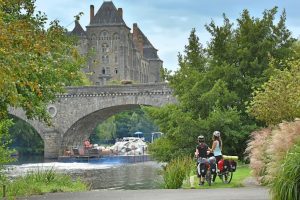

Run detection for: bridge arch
[[9, 83, 176, 158], [62, 104, 141, 148]]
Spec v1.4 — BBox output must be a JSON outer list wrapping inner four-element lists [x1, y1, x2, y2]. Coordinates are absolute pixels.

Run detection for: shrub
[[246, 119, 300, 188], [265, 119, 300, 184], [270, 141, 300, 200], [1, 169, 88, 198], [163, 156, 194, 189], [245, 128, 272, 184]]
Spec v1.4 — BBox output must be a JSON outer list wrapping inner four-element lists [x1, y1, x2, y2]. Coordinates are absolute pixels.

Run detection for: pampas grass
[[246, 119, 300, 185], [245, 128, 272, 184], [265, 119, 300, 184]]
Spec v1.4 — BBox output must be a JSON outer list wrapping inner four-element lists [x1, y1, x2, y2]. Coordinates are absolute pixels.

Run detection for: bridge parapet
[[57, 83, 172, 98]]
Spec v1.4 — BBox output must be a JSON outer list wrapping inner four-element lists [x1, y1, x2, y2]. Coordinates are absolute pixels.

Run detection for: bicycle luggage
[[229, 160, 237, 172]]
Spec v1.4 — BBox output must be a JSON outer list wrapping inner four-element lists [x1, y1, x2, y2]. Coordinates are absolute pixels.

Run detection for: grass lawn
[[183, 164, 251, 189]]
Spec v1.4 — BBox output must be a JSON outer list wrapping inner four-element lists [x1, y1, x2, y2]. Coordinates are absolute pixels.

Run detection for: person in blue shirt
[[211, 131, 223, 163], [211, 131, 223, 182]]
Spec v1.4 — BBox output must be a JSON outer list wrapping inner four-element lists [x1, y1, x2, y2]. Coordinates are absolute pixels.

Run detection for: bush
[[163, 156, 194, 189], [246, 120, 300, 185], [271, 142, 300, 200], [245, 128, 272, 184], [0, 169, 88, 198], [265, 119, 300, 184]]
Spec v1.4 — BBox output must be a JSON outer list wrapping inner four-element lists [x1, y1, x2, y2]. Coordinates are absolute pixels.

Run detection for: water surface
[[6, 157, 163, 190]]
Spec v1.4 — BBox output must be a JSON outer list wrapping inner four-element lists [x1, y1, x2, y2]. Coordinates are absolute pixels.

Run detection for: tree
[[0, 0, 85, 123], [146, 7, 295, 162], [205, 8, 295, 114], [93, 116, 117, 144], [9, 117, 44, 155], [248, 60, 300, 125], [0, 0, 85, 174]]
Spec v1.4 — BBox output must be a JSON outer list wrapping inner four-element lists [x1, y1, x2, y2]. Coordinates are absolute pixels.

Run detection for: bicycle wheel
[[206, 170, 212, 186], [221, 171, 233, 184]]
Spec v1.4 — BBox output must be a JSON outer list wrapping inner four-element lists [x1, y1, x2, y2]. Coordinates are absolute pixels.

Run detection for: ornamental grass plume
[[245, 128, 272, 184], [265, 119, 300, 184]]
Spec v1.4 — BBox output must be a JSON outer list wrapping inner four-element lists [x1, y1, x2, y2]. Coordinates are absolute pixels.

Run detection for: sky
[[35, 0, 300, 72]]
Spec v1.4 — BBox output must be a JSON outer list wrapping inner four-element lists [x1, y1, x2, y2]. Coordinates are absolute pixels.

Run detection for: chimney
[[90, 5, 94, 23], [117, 8, 123, 18]]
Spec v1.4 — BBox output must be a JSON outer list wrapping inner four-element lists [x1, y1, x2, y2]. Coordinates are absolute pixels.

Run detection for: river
[[5, 156, 164, 190]]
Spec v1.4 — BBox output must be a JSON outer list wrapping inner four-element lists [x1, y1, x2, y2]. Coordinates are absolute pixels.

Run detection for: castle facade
[[71, 1, 162, 86]]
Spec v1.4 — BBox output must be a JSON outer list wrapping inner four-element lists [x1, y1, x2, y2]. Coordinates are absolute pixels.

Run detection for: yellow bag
[[223, 155, 238, 161]]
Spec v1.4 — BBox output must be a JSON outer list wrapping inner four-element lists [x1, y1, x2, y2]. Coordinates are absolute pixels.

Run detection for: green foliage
[[146, 104, 200, 162], [0, 0, 87, 187], [9, 116, 44, 155], [93, 116, 116, 144], [0, 0, 86, 123], [0, 119, 15, 184], [248, 60, 300, 125], [160, 66, 172, 81], [271, 141, 300, 200], [162, 156, 194, 189], [91, 108, 158, 144], [0, 168, 88, 198], [145, 7, 295, 163]]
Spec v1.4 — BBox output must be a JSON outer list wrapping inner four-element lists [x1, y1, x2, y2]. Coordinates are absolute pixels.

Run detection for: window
[[100, 30, 108, 40], [102, 43, 109, 53], [102, 55, 109, 64], [113, 33, 119, 40], [115, 68, 118, 74], [102, 68, 106, 74], [91, 34, 97, 40]]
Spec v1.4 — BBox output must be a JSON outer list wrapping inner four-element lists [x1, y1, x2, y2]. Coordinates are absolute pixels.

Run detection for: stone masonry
[[71, 1, 162, 86], [9, 83, 176, 159]]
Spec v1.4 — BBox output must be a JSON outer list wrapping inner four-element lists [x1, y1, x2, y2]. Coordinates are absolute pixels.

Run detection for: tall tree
[[146, 7, 295, 162], [0, 0, 85, 176], [0, 0, 85, 123], [248, 60, 300, 125]]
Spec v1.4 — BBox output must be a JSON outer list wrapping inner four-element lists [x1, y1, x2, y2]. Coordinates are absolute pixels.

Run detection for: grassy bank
[[0, 168, 88, 199], [183, 164, 251, 189]]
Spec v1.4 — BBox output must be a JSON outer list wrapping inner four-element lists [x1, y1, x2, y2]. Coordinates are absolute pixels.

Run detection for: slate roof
[[136, 27, 161, 60], [90, 1, 127, 26], [70, 20, 86, 36]]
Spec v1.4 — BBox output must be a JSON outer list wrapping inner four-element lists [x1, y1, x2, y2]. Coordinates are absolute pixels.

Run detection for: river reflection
[[6, 158, 163, 190]]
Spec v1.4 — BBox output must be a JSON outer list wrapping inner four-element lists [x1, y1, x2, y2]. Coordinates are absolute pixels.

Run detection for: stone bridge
[[9, 83, 176, 159]]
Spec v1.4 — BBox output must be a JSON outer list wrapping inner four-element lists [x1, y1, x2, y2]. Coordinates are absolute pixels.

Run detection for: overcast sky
[[35, 0, 300, 71]]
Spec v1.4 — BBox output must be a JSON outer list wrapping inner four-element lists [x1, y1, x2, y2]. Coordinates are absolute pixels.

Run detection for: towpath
[[19, 187, 269, 200]]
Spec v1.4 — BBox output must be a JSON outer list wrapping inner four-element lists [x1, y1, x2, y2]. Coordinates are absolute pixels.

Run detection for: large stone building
[[70, 1, 163, 86]]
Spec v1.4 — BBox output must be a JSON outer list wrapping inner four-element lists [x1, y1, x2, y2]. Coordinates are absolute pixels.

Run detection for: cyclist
[[195, 135, 211, 185], [211, 131, 222, 163], [211, 131, 223, 182]]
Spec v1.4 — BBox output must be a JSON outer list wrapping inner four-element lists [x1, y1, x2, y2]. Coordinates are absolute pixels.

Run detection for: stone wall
[[9, 83, 176, 158]]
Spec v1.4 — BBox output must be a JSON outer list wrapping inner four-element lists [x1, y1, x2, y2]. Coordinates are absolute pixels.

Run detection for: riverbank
[[0, 168, 87, 199]]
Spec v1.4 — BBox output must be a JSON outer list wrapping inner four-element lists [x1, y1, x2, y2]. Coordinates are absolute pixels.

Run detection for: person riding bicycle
[[195, 135, 211, 185]]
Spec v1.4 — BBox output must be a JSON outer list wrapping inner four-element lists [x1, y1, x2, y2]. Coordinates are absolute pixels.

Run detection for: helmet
[[213, 131, 221, 137], [198, 135, 205, 142]]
